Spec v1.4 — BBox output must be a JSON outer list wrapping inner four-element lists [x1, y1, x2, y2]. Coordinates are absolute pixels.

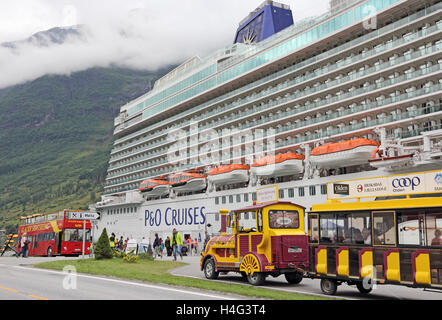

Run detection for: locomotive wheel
[[320, 278, 338, 295], [203, 258, 219, 280], [247, 272, 266, 286], [356, 281, 373, 294], [285, 272, 303, 284]]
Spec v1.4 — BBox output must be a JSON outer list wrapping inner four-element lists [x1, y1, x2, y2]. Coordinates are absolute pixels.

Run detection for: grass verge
[[34, 258, 333, 300]]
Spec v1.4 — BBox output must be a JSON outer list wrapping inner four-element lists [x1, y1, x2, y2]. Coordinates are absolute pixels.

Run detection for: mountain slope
[[0, 66, 174, 233]]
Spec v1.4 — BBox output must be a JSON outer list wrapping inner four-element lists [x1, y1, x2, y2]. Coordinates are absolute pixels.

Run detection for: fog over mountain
[[0, 0, 329, 90]]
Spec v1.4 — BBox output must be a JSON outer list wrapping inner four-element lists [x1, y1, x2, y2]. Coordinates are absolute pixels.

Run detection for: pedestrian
[[187, 236, 192, 256], [170, 228, 183, 261], [194, 237, 198, 255], [204, 230, 211, 250], [16, 233, 29, 258], [165, 236, 172, 256], [124, 237, 129, 251], [118, 236, 124, 252], [159, 238, 164, 255], [153, 233, 162, 258], [109, 233, 116, 250]]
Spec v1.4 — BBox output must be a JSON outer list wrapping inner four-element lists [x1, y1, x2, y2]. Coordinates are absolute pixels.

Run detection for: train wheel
[[247, 272, 266, 286], [320, 278, 338, 295], [356, 281, 373, 294], [47, 247, 53, 257], [203, 258, 219, 280], [285, 272, 303, 284]]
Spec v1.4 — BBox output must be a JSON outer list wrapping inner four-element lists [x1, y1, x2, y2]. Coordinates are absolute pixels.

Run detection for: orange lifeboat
[[139, 179, 170, 197], [251, 153, 304, 177], [170, 172, 207, 193], [208, 164, 249, 185], [310, 138, 379, 168]]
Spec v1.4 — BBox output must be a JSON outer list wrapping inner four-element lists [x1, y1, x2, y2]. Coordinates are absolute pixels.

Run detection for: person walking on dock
[[171, 228, 183, 261]]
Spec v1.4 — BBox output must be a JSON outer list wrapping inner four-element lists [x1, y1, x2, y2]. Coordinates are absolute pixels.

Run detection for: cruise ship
[[92, 0, 442, 246]]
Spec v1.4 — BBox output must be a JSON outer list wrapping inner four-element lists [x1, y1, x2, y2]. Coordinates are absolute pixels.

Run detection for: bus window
[[372, 211, 396, 246], [269, 210, 299, 229], [309, 214, 319, 243], [336, 214, 351, 244], [47, 213, 58, 221], [397, 210, 425, 246], [320, 214, 336, 243], [351, 212, 370, 245], [257, 210, 263, 232], [425, 210, 442, 247]]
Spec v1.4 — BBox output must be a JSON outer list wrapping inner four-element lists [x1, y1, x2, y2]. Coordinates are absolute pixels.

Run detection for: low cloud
[[0, 0, 329, 89]]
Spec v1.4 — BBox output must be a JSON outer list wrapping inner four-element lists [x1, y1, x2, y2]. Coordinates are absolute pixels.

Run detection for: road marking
[[13, 266, 236, 300], [0, 285, 19, 293], [171, 273, 356, 300], [29, 294, 49, 300]]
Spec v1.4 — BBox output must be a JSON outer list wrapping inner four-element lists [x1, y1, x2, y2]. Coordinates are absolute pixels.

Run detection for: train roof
[[232, 201, 305, 213], [310, 195, 442, 212]]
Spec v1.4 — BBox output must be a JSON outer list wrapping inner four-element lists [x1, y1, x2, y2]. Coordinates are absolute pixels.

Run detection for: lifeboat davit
[[369, 149, 414, 171], [139, 179, 170, 197], [251, 153, 304, 177], [170, 172, 207, 193], [310, 138, 379, 169], [208, 164, 249, 185]]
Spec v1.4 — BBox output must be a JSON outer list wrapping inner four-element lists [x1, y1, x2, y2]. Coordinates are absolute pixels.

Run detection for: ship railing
[[110, 5, 442, 155]]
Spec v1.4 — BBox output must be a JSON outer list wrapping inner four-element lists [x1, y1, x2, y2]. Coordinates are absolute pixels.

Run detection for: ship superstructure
[[94, 0, 442, 243]]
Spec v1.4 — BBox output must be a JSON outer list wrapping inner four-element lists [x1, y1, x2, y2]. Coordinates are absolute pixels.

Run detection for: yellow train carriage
[[201, 201, 308, 286], [307, 196, 442, 295]]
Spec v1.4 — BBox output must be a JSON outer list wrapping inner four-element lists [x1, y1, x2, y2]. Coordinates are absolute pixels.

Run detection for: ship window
[[279, 189, 284, 199], [215, 197, 219, 205], [288, 188, 294, 198], [309, 186, 316, 196], [229, 195, 233, 204], [252, 192, 257, 201], [321, 184, 327, 195], [215, 213, 220, 221], [244, 193, 249, 202], [298, 187, 305, 197], [236, 194, 241, 203], [222, 196, 226, 204]]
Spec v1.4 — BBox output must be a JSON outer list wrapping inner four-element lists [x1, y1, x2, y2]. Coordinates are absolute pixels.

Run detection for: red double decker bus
[[17, 210, 92, 257]]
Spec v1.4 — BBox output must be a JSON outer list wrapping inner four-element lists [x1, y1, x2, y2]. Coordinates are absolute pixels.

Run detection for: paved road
[[169, 254, 442, 300], [0, 256, 244, 300], [1, 254, 441, 300]]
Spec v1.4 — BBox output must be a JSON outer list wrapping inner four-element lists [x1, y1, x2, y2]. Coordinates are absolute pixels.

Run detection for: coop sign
[[327, 170, 442, 200]]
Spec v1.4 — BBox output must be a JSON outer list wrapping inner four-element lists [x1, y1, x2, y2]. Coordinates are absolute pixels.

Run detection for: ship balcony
[[109, 18, 442, 159], [109, 3, 442, 155], [107, 58, 442, 173]]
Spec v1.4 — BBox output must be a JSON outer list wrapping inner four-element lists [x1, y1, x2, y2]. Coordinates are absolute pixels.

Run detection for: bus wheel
[[47, 247, 53, 257], [204, 258, 219, 280], [320, 278, 338, 295], [285, 272, 303, 284], [247, 272, 266, 286], [356, 281, 373, 294]]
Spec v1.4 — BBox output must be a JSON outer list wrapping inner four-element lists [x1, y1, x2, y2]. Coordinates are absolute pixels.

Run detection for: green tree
[[94, 228, 113, 260]]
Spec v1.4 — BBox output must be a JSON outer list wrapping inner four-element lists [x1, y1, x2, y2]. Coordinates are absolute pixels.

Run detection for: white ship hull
[[208, 169, 249, 185], [310, 145, 378, 169], [252, 159, 303, 177]]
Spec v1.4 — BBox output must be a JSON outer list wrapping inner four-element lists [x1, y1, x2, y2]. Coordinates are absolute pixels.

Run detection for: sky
[[0, 0, 330, 89]]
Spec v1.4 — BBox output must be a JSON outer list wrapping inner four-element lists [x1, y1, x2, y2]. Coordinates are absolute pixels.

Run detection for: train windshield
[[269, 210, 299, 229]]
